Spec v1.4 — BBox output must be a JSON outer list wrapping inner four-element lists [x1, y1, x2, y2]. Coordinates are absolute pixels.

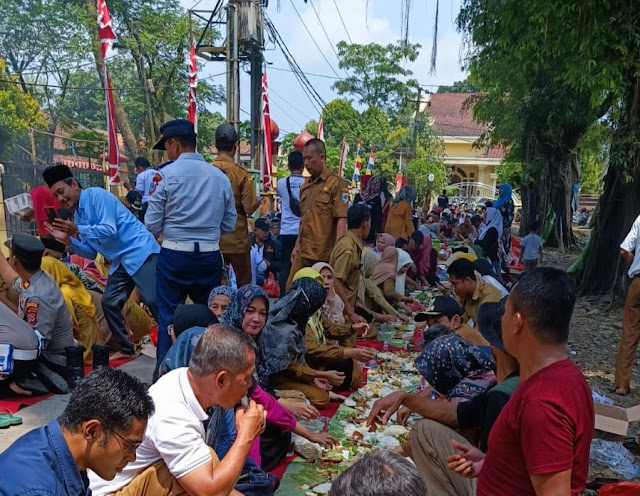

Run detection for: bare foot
[[9, 381, 32, 396], [109, 351, 135, 362], [614, 387, 630, 396], [329, 392, 346, 402]]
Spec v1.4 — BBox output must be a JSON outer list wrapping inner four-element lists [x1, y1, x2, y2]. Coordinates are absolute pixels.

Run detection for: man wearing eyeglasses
[[0, 368, 154, 496]]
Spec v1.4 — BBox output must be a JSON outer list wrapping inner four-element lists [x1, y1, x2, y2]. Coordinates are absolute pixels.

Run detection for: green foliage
[[196, 110, 225, 151], [305, 120, 319, 137], [496, 161, 523, 190], [333, 41, 421, 114], [577, 122, 609, 195], [279, 132, 298, 156], [63, 130, 105, 159], [437, 79, 481, 93]]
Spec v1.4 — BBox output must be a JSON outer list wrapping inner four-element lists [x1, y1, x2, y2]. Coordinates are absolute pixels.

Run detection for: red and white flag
[[97, 0, 119, 184], [261, 71, 273, 188], [187, 40, 197, 134], [317, 116, 324, 141], [338, 138, 349, 178]]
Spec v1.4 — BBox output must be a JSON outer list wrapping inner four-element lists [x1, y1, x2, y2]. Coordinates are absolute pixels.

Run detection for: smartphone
[[44, 207, 57, 224]]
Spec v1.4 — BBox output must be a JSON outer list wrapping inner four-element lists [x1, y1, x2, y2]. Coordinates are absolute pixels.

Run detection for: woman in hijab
[[258, 277, 346, 407], [372, 233, 395, 259], [385, 185, 416, 240], [312, 263, 345, 325], [362, 250, 410, 323], [207, 285, 237, 318], [408, 231, 433, 287], [373, 247, 419, 311], [40, 256, 102, 363], [493, 183, 514, 252], [475, 207, 503, 276], [160, 286, 336, 472], [415, 334, 496, 403]]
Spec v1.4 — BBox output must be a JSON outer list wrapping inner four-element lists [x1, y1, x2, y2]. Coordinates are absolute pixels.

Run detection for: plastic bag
[[590, 439, 640, 480], [592, 390, 615, 405], [263, 273, 280, 298], [599, 482, 640, 495]]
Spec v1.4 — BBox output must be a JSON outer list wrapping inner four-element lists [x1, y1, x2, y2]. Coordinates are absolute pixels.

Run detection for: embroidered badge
[[342, 193, 348, 203], [25, 301, 38, 327], [149, 173, 163, 195]]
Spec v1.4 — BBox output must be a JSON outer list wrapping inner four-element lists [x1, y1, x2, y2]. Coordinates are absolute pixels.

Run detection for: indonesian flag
[[187, 41, 197, 134], [317, 116, 324, 141], [351, 139, 362, 187], [261, 71, 273, 188], [366, 151, 374, 175], [395, 172, 403, 194], [97, 0, 119, 184], [338, 138, 349, 179]]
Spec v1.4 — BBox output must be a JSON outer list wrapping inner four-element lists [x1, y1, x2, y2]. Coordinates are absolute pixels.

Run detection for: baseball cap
[[255, 218, 270, 231], [153, 119, 196, 150], [414, 296, 462, 322], [215, 123, 238, 143], [477, 297, 507, 350]]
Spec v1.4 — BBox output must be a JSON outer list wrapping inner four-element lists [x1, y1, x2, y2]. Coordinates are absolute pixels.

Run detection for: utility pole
[[226, 0, 240, 162], [411, 86, 422, 156]]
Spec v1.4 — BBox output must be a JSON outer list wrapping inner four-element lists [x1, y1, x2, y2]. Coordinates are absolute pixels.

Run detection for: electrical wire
[[268, 97, 306, 130], [307, 0, 347, 76], [268, 86, 311, 120], [287, 0, 341, 79], [331, 0, 353, 44]]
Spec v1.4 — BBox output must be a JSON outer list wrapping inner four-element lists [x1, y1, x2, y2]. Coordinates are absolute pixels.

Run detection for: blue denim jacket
[[0, 420, 91, 496]]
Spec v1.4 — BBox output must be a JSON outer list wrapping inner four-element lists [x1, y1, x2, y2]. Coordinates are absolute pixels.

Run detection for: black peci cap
[[414, 296, 462, 322], [153, 119, 196, 150]]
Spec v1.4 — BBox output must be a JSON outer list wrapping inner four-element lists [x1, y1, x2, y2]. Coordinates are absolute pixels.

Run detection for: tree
[[333, 42, 421, 115], [437, 79, 480, 93]]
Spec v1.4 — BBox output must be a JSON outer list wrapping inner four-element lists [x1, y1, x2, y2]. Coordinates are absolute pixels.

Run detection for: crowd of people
[[0, 118, 606, 496]]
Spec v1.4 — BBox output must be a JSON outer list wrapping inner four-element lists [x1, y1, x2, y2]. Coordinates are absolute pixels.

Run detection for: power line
[[307, 0, 346, 76], [268, 87, 311, 120], [269, 65, 341, 80], [331, 0, 353, 44], [287, 0, 341, 79], [269, 97, 306, 130]]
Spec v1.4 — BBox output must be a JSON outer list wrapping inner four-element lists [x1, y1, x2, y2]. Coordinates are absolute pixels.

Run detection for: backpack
[[286, 177, 301, 217]]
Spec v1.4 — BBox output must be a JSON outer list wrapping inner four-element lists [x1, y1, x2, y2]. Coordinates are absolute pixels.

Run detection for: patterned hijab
[[415, 334, 495, 400], [373, 246, 399, 286], [362, 175, 383, 203], [207, 285, 237, 308], [256, 277, 326, 388], [219, 284, 269, 331]]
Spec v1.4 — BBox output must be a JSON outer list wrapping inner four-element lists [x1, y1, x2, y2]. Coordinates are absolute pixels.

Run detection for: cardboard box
[[594, 402, 640, 436]]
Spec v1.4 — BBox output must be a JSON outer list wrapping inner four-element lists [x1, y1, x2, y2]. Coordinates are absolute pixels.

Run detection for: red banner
[[261, 71, 273, 188], [187, 41, 197, 133], [97, 0, 119, 184]]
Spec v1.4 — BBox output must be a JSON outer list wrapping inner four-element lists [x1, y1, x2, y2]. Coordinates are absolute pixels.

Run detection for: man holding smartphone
[[42, 164, 160, 360]]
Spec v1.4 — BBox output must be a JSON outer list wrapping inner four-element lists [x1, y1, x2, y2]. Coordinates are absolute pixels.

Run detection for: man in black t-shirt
[[367, 298, 518, 496], [437, 189, 449, 209]]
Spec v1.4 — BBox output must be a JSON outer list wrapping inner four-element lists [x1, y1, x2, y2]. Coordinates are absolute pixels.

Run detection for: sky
[[180, 0, 467, 137]]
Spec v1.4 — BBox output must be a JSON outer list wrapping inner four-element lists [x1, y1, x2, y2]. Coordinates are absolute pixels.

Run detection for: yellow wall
[[441, 137, 500, 191]]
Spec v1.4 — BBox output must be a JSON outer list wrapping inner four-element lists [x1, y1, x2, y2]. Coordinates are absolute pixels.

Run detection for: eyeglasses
[[110, 430, 142, 453]]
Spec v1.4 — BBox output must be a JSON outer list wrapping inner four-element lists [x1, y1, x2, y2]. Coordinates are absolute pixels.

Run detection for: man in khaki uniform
[[446, 258, 501, 346], [330, 203, 370, 331], [212, 123, 260, 286], [286, 139, 348, 287]]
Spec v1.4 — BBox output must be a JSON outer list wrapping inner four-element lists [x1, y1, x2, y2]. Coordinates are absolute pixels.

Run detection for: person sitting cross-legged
[[89, 324, 267, 496]]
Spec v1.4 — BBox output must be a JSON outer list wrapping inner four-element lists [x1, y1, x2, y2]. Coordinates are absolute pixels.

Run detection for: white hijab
[[479, 207, 503, 241], [395, 248, 413, 294]]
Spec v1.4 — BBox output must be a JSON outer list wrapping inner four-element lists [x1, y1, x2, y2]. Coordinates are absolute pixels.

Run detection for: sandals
[[0, 408, 23, 427]]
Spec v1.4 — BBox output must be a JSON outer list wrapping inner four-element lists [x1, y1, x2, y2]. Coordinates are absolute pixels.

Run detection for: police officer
[[0, 233, 73, 391], [286, 139, 349, 287], [212, 123, 260, 287], [145, 119, 236, 372]]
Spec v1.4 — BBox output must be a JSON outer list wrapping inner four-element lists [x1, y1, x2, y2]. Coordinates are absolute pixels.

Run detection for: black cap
[[173, 304, 218, 338], [41, 235, 66, 254], [5, 232, 45, 259], [414, 296, 462, 322], [271, 218, 281, 226], [255, 218, 270, 231], [477, 297, 507, 350], [43, 164, 74, 187], [153, 119, 196, 150], [125, 190, 142, 211], [215, 123, 238, 143]]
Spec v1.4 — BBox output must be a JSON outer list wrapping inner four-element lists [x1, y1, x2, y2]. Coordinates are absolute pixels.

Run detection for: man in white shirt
[[615, 214, 640, 395], [89, 324, 266, 496], [276, 151, 305, 294], [132, 157, 156, 221]]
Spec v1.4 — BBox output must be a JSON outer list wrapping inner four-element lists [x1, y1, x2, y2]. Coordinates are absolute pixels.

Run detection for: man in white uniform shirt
[[615, 213, 640, 395], [276, 150, 305, 294], [89, 324, 266, 496]]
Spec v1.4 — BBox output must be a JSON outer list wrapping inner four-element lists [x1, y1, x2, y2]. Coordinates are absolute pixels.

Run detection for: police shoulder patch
[[25, 301, 38, 326], [149, 173, 163, 195]]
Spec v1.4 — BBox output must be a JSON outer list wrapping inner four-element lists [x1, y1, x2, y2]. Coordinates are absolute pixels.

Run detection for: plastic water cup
[[319, 416, 329, 433]]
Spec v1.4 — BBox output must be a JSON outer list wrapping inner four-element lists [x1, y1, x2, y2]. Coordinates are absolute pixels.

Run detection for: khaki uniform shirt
[[330, 231, 363, 308], [456, 272, 502, 325], [213, 155, 260, 254], [299, 167, 348, 261]]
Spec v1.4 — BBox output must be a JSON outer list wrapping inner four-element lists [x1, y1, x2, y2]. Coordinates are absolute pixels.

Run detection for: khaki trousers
[[114, 448, 219, 496], [270, 372, 330, 407], [615, 277, 640, 389], [223, 252, 252, 288], [410, 419, 477, 496], [286, 255, 322, 290]]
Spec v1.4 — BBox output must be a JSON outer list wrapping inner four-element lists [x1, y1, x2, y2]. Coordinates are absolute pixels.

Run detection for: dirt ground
[[538, 237, 639, 492]]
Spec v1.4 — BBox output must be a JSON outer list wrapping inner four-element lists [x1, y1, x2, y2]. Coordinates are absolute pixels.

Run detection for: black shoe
[[92, 344, 110, 370], [65, 346, 85, 390], [35, 362, 69, 394]]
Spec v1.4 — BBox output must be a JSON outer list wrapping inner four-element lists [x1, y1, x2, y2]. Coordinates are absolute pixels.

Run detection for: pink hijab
[[373, 246, 399, 286]]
